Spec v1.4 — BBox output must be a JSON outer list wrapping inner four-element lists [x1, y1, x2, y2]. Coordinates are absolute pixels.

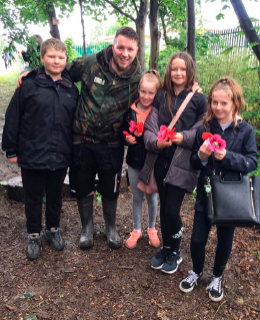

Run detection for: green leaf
[[0, 181, 8, 186], [221, 5, 230, 10], [250, 17, 259, 23], [20, 291, 34, 299], [242, 56, 251, 62], [216, 13, 225, 21], [221, 47, 233, 55]]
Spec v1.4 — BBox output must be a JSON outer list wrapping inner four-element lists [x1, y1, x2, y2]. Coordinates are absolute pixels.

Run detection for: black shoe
[[45, 227, 65, 251], [26, 233, 41, 260], [150, 247, 171, 269], [161, 251, 182, 274], [206, 276, 223, 302], [179, 270, 202, 293]]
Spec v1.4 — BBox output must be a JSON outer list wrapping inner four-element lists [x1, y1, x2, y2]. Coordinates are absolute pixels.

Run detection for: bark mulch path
[[0, 182, 260, 320]]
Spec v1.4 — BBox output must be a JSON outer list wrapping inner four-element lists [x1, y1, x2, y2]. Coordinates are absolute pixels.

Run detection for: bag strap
[[168, 91, 194, 130]]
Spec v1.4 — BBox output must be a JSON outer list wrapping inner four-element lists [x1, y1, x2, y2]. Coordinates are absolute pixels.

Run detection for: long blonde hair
[[204, 76, 246, 128]]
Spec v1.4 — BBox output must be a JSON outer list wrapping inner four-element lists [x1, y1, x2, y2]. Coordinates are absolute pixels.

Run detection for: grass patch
[[0, 70, 20, 114]]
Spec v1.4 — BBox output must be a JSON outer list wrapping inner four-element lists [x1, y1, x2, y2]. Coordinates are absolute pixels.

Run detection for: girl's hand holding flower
[[157, 136, 173, 149], [198, 140, 212, 160], [214, 148, 226, 160], [125, 134, 136, 145], [171, 132, 183, 145]]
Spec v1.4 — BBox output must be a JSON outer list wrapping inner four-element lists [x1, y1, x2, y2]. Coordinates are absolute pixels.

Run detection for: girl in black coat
[[123, 70, 162, 249], [179, 77, 257, 302]]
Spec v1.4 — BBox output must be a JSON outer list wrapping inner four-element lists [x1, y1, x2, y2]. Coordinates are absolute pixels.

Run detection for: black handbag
[[204, 173, 260, 227]]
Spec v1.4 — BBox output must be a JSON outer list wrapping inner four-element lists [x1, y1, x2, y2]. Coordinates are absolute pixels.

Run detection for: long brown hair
[[204, 76, 246, 128], [163, 52, 196, 110]]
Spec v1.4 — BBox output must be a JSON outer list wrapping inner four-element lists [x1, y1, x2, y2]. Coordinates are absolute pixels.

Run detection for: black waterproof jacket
[[2, 67, 79, 170], [123, 102, 148, 170], [191, 118, 258, 211]]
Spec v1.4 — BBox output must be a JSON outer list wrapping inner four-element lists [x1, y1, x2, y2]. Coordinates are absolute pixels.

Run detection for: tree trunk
[[47, 4, 60, 39], [186, 0, 195, 62], [230, 0, 260, 79], [149, 0, 161, 69], [79, 0, 86, 56], [135, 0, 148, 72]]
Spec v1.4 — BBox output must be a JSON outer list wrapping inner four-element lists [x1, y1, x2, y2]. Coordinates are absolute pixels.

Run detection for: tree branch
[[104, 0, 135, 22], [131, 0, 138, 16]]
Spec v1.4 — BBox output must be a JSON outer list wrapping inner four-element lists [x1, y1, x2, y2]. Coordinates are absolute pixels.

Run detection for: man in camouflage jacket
[[68, 27, 142, 250]]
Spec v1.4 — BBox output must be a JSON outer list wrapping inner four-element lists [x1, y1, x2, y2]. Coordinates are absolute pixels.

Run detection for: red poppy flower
[[167, 128, 177, 140], [208, 134, 226, 151], [202, 132, 213, 140], [135, 121, 144, 134], [129, 120, 136, 133], [157, 125, 168, 141], [123, 131, 130, 136]]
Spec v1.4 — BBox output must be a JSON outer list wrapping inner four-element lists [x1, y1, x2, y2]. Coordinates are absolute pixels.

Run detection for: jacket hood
[[96, 45, 141, 79]]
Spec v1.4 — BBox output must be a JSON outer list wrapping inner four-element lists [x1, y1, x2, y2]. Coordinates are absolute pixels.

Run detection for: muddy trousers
[[21, 168, 67, 234], [154, 161, 186, 252], [191, 210, 235, 277]]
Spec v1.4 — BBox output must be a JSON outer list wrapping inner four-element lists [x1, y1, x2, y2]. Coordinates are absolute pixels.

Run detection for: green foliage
[[195, 31, 221, 56], [64, 38, 77, 63], [107, 22, 124, 36]]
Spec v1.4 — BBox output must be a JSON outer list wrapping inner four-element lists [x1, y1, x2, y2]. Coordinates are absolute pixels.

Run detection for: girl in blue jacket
[[179, 76, 257, 302]]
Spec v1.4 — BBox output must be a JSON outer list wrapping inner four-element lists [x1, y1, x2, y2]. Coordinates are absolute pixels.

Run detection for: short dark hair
[[40, 38, 67, 57], [114, 27, 139, 44]]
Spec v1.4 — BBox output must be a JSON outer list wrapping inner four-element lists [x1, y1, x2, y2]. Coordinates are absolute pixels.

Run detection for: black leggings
[[191, 210, 235, 277], [154, 161, 186, 252]]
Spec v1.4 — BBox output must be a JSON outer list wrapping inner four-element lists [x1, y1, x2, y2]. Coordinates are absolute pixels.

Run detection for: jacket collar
[[29, 66, 74, 88]]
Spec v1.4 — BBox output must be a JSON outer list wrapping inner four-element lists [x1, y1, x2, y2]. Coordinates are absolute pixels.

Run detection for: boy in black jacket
[[2, 38, 79, 260]]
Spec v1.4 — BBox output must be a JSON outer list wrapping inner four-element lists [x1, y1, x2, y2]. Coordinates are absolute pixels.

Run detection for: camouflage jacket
[[67, 45, 142, 145]]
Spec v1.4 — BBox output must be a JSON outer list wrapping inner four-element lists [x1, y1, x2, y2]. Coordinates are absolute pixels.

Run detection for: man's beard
[[112, 56, 131, 73]]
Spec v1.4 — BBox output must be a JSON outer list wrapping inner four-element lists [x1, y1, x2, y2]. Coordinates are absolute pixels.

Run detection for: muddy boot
[[102, 197, 122, 249], [77, 195, 94, 250]]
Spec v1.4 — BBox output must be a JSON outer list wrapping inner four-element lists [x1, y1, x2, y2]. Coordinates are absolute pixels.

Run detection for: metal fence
[[75, 43, 109, 56], [207, 23, 260, 59]]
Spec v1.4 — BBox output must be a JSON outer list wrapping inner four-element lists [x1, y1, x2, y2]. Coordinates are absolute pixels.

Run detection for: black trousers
[[69, 141, 123, 200], [21, 168, 67, 234], [191, 210, 235, 277], [154, 160, 186, 251]]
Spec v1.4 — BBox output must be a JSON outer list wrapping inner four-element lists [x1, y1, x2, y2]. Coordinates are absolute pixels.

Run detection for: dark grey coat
[[143, 90, 207, 193]]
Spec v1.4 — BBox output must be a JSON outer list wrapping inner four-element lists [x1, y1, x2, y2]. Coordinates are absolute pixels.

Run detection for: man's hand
[[192, 82, 202, 93], [16, 71, 29, 89], [7, 157, 18, 163], [198, 140, 212, 160]]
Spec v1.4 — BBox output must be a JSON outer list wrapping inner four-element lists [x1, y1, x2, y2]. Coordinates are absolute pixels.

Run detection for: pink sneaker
[[147, 228, 160, 247], [125, 230, 142, 249]]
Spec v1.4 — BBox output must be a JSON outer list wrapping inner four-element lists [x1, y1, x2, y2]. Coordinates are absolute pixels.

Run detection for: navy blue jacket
[[191, 118, 258, 211], [2, 66, 79, 170]]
